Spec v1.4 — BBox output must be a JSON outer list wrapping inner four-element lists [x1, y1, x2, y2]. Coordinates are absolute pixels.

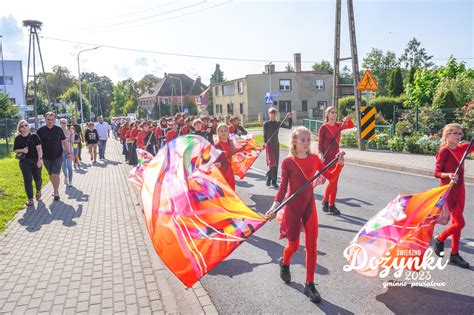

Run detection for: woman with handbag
[[13, 120, 44, 207]]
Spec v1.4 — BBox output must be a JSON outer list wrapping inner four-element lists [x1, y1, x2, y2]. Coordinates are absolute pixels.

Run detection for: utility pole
[[332, 0, 363, 150], [23, 20, 50, 129]]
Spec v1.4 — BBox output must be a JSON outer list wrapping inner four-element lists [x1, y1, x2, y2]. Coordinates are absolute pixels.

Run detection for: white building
[[0, 60, 25, 105]]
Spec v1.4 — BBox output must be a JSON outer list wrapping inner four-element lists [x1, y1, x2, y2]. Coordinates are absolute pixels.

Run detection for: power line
[[79, 1, 207, 30], [41, 36, 473, 65], [97, 1, 232, 33]]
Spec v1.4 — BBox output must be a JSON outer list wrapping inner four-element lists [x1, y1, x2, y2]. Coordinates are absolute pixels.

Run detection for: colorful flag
[[130, 135, 267, 287], [230, 134, 264, 179], [128, 149, 155, 190], [347, 184, 452, 276]]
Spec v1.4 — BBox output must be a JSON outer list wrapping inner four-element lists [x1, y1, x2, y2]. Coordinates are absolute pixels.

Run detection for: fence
[[0, 118, 18, 158]]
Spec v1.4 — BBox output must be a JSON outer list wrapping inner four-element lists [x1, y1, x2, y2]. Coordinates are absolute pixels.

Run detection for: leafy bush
[[374, 133, 390, 149], [338, 96, 366, 116], [404, 134, 423, 153], [418, 106, 446, 135], [415, 135, 441, 154], [388, 135, 405, 152], [369, 95, 407, 122], [340, 128, 358, 148], [395, 119, 414, 136], [455, 103, 474, 139]]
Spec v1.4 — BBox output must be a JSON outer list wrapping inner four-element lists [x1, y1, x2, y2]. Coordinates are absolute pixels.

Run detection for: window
[[0, 76, 13, 85], [227, 103, 234, 114], [223, 84, 235, 96], [215, 86, 220, 96], [239, 103, 244, 114], [318, 101, 327, 110], [215, 104, 222, 114], [302, 100, 308, 112], [278, 100, 291, 113], [279, 79, 291, 91], [315, 79, 325, 91], [238, 81, 244, 93]]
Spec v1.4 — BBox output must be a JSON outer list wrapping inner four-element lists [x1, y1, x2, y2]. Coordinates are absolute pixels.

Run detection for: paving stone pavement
[[0, 139, 217, 314]]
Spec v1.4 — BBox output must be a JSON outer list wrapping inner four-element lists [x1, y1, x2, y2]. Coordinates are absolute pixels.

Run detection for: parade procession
[[0, 0, 473, 314]]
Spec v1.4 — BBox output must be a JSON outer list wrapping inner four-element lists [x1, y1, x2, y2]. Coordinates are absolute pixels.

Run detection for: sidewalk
[[276, 128, 474, 184], [0, 139, 217, 314]]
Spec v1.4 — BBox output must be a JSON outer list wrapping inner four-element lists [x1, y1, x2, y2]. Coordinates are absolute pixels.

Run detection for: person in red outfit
[[165, 121, 179, 143], [180, 118, 192, 135], [432, 123, 474, 269], [317, 106, 354, 215], [214, 124, 236, 190], [136, 121, 157, 154], [228, 116, 248, 136], [128, 122, 140, 166], [266, 127, 344, 303]]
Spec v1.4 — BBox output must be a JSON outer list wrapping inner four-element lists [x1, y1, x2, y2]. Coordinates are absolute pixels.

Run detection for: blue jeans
[[98, 140, 107, 159], [62, 151, 73, 183]]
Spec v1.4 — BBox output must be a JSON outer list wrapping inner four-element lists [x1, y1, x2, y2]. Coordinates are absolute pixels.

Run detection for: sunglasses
[[20, 124, 29, 128], [449, 132, 463, 136]]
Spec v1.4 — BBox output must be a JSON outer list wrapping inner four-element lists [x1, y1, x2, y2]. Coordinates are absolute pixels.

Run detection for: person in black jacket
[[84, 122, 99, 163], [263, 107, 292, 188], [13, 120, 44, 206]]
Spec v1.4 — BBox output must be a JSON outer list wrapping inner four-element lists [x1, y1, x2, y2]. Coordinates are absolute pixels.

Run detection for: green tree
[[111, 78, 138, 116], [362, 48, 398, 95], [137, 74, 161, 95], [285, 63, 294, 72], [80, 72, 114, 117], [152, 102, 160, 120], [0, 92, 17, 118], [36, 65, 76, 101], [407, 67, 416, 85], [399, 38, 434, 70], [339, 65, 354, 84], [312, 60, 333, 74], [210, 64, 225, 84], [387, 67, 404, 97], [60, 86, 91, 122]]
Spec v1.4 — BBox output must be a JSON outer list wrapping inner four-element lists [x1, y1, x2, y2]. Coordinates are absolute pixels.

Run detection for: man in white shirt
[[95, 116, 110, 159]]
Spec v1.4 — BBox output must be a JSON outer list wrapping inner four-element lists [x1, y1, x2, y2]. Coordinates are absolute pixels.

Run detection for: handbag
[[15, 134, 31, 160]]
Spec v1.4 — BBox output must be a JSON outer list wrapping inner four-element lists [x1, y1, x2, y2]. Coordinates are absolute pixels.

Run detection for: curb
[[113, 140, 218, 315]]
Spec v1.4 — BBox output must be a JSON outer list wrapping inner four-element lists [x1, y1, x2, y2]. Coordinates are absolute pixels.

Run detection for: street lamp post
[[77, 46, 99, 123], [168, 75, 183, 113], [88, 81, 100, 121]]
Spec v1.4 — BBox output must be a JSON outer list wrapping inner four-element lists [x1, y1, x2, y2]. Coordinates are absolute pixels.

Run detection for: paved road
[[200, 151, 474, 314]]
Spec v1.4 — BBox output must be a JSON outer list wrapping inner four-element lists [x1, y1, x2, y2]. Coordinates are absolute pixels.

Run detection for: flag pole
[[452, 138, 474, 182], [268, 152, 345, 217]]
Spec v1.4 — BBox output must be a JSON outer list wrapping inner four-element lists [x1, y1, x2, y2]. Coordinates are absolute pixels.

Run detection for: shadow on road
[[65, 186, 89, 202], [236, 180, 254, 188], [376, 283, 474, 314], [18, 201, 83, 232]]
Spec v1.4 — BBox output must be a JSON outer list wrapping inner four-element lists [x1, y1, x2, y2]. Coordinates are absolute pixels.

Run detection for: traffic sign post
[[357, 70, 378, 149]]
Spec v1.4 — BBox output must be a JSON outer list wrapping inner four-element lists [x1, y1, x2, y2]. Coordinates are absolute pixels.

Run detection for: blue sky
[[1, 0, 472, 84]]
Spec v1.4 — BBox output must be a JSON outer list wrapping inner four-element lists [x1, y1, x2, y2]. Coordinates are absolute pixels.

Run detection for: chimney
[[195, 76, 201, 84], [164, 72, 167, 77], [265, 64, 275, 74], [294, 53, 301, 72]]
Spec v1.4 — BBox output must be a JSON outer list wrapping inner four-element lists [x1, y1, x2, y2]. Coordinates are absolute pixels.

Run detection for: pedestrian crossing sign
[[357, 70, 378, 91], [265, 95, 274, 104]]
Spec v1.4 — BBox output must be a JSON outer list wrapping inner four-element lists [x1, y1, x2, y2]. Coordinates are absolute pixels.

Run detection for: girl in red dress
[[266, 127, 344, 303], [214, 124, 236, 190], [432, 123, 474, 269], [317, 106, 354, 215], [165, 121, 179, 143], [136, 121, 157, 154]]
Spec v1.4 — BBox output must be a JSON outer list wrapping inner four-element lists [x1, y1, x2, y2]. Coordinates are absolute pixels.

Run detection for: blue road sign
[[265, 96, 274, 104]]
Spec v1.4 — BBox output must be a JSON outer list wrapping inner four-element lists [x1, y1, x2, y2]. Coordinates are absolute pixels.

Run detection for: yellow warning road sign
[[357, 70, 379, 91], [360, 106, 376, 141]]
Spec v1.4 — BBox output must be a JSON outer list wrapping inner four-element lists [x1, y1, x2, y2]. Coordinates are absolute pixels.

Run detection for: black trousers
[[19, 160, 42, 199]]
